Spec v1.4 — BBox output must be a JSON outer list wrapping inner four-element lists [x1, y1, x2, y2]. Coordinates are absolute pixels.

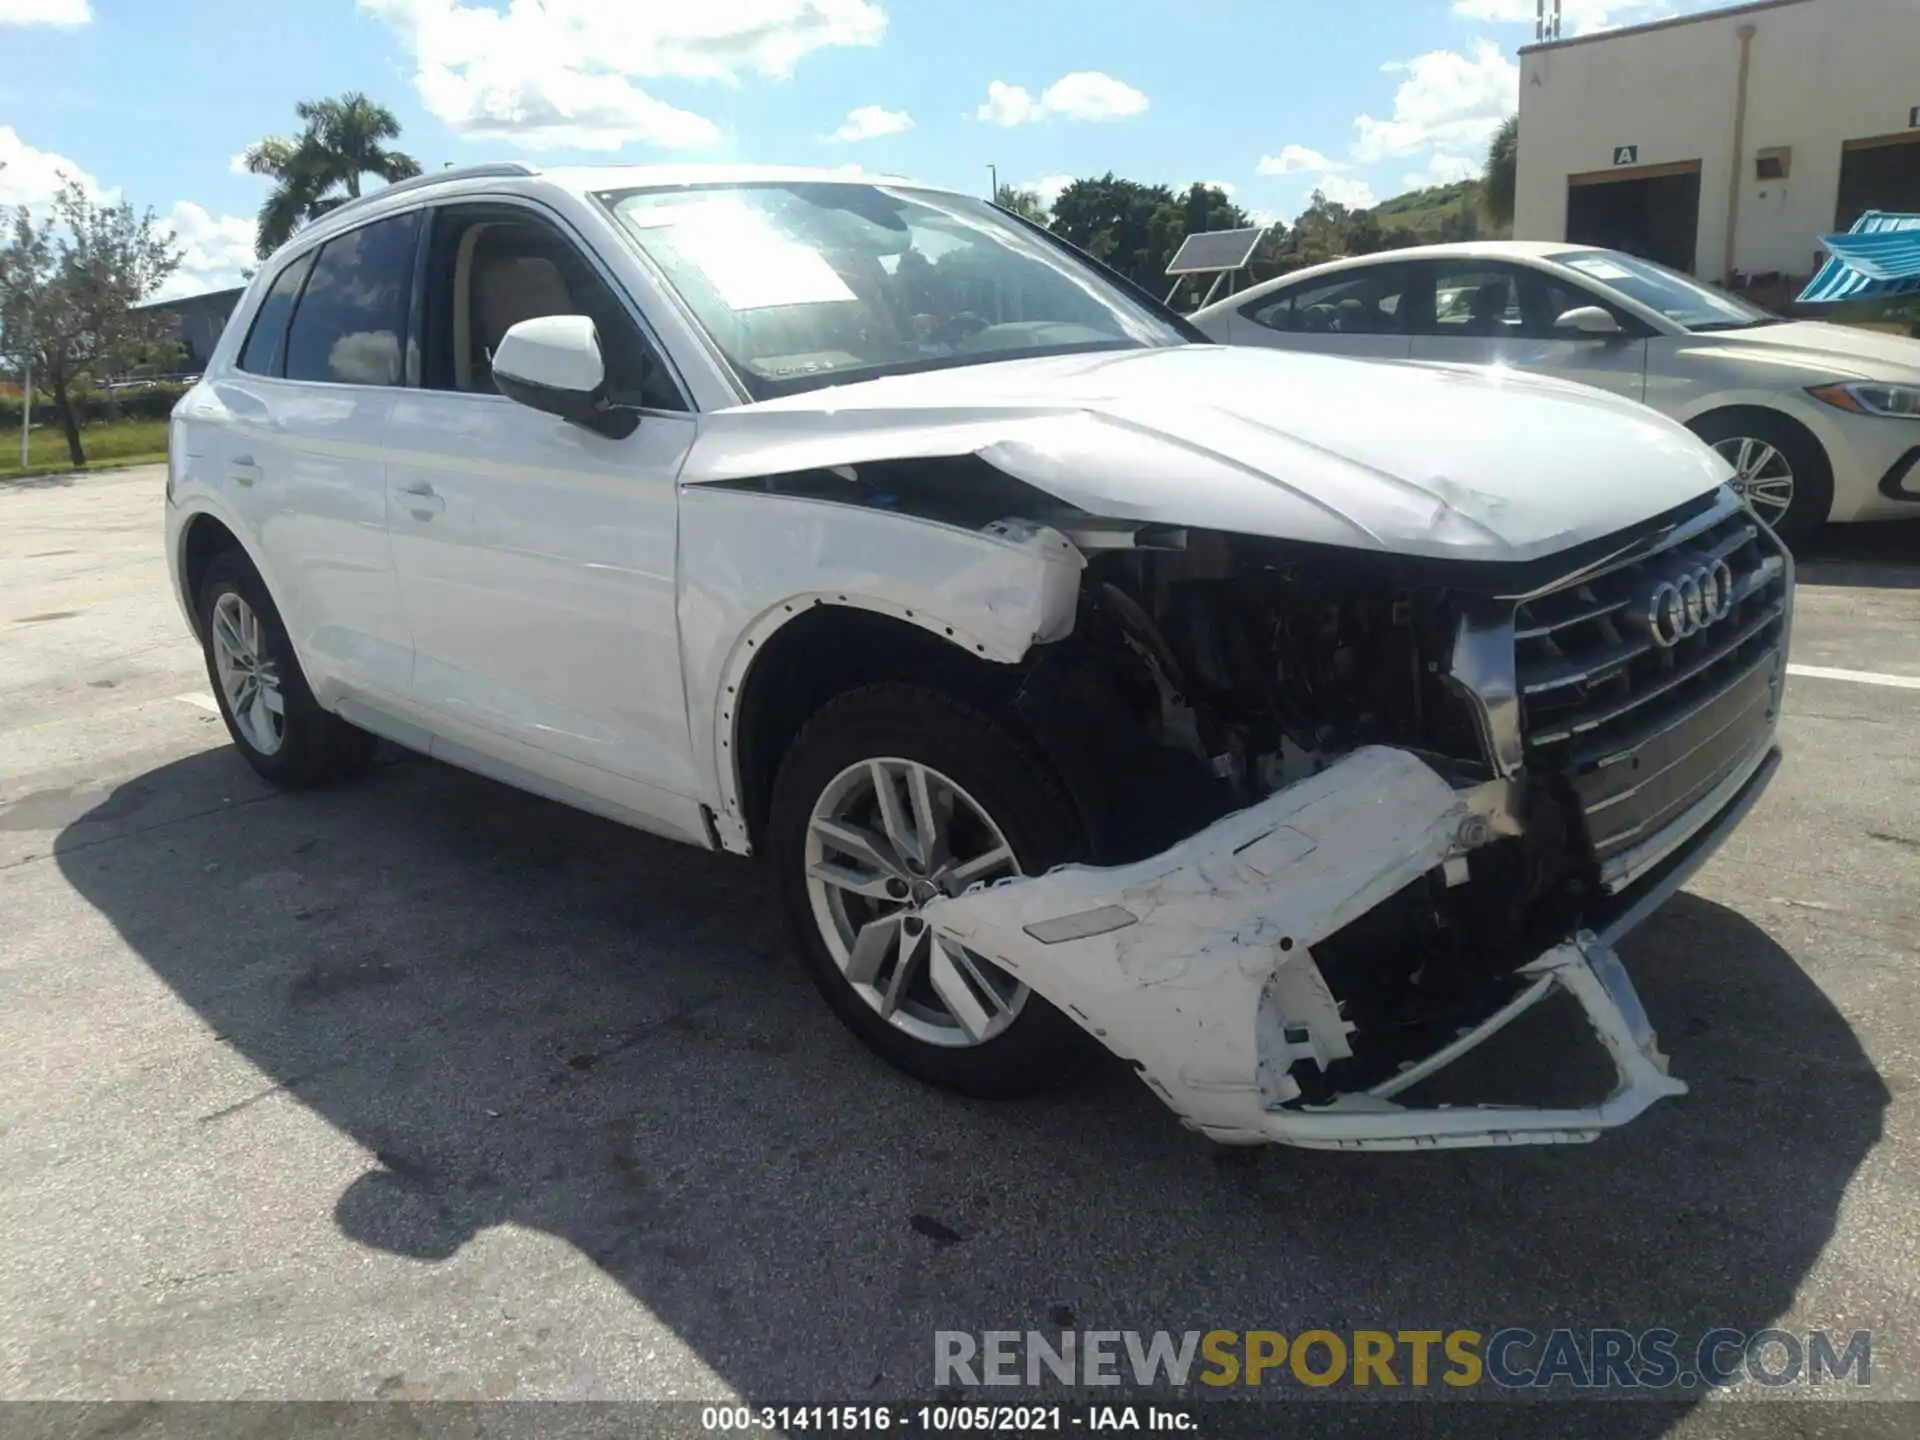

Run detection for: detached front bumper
[[922, 743, 1780, 1151]]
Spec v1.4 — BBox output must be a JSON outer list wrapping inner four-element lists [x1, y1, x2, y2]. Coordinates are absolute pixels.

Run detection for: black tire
[[768, 682, 1094, 1099], [195, 549, 378, 788], [1686, 409, 1833, 548]]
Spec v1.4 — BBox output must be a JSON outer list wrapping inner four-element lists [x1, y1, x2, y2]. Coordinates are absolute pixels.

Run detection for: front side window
[[419, 205, 683, 410], [1424, 265, 1524, 337], [1242, 267, 1408, 336], [597, 183, 1188, 400], [237, 253, 313, 377], [283, 210, 422, 386], [1556, 250, 1774, 331]]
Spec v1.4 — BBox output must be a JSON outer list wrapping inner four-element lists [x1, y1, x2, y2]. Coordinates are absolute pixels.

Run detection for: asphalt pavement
[[3, 464, 1919, 1436]]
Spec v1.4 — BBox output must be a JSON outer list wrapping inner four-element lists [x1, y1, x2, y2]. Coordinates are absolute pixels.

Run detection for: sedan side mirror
[[492, 314, 638, 439], [1555, 305, 1625, 338]]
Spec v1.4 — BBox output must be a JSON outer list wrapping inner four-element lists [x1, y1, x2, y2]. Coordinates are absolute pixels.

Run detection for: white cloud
[[1256, 144, 1351, 177], [0, 0, 91, 24], [1200, 179, 1236, 197], [824, 104, 911, 142], [1024, 173, 1076, 206], [1040, 71, 1147, 122], [360, 0, 886, 151], [228, 149, 255, 176], [157, 202, 256, 300], [1315, 175, 1378, 209], [1451, 0, 1684, 34], [1351, 39, 1518, 164], [0, 130, 251, 301], [976, 81, 1043, 127], [975, 70, 1147, 126], [0, 125, 109, 208], [1402, 152, 1479, 189]]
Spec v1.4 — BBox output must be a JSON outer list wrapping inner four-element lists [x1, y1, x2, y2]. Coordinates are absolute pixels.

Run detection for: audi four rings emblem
[[1647, 560, 1736, 647]]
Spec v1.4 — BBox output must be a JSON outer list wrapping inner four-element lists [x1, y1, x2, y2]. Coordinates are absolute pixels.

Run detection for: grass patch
[[0, 419, 169, 481]]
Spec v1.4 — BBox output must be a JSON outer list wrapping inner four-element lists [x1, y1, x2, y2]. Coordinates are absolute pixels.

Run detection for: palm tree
[[993, 185, 1049, 225], [1482, 114, 1519, 233], [242, 93, 423, 259]]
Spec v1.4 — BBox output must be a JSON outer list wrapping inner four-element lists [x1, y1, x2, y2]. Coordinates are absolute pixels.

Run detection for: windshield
[[597, 182, 1190, 400], [1556, 250, 1777, 331]]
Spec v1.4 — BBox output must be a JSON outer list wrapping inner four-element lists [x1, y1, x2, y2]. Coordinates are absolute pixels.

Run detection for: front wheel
[[1688, 410, 1833, 547], [768, 683, 1093, 1098]]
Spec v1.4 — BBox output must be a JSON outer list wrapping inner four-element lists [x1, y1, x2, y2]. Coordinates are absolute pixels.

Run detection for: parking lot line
[[1787, 663, 1920, 691], [173, 692, 221, 714]]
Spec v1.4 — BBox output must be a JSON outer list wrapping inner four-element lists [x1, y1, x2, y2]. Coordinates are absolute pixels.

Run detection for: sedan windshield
[[1557, 250, 1778, 332], [597, 182, 1190, 400]]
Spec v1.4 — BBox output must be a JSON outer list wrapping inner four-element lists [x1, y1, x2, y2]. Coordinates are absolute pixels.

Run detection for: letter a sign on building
[[1613, 145, 1640, 166]]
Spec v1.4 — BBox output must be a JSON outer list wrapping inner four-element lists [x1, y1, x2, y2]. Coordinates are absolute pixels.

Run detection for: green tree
[[243, 92, 422, 259], [1483, 114, 1519, 232], [1047, 174, 1176, 290], [0, 180, 183, 467], [993, 185, 1049, 224]]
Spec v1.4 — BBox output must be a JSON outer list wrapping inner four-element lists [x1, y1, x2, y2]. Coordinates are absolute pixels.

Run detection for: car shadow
[[55, 748, 1887, 1427], [1797, 517, 1920, 589]]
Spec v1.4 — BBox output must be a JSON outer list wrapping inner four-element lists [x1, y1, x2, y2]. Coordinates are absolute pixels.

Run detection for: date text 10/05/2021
[[702, 1407, 1195, 1432]]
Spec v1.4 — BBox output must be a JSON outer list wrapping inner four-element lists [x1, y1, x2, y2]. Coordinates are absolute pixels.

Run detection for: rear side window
[[1242, 267, 1409, 336], [283, 211, 422, 386], [236, 253, 313, 376]]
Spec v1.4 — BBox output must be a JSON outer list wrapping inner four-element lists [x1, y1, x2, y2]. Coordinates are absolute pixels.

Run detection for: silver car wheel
[[804, 757, 1026, 1048], [1713, 435, 1795, 527], [210, 591, 286, 756]]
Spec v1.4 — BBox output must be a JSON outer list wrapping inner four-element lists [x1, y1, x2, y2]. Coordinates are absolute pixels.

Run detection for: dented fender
[[677, 486, 1084, 851]]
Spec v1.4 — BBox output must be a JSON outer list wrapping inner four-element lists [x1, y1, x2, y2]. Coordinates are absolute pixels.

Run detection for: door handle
[[227, 454, 260, 487], [397, 482, 446, 518]]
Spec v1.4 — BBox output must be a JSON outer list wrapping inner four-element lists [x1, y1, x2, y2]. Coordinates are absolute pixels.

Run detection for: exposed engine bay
[[1007, 527, 1599, 1112]]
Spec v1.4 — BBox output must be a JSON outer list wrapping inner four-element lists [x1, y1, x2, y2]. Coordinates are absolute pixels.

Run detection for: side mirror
[[492, 314, 637, 438], [1555, 305, 1625, 338]]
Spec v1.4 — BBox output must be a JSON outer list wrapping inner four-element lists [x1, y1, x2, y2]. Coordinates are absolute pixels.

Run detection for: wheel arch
[[718, 599, 1029, 856], [176, 510, 251, 640]]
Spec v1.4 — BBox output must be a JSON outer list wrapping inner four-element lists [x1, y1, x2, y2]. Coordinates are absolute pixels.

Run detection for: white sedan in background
[[1192, 241, 1920, 543]]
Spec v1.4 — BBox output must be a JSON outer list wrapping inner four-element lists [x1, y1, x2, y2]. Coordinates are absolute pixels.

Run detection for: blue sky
[[0, 0, 1720, 298]]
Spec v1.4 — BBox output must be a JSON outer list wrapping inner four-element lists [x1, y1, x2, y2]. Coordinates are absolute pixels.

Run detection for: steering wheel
[[926, 312, 991, 349]]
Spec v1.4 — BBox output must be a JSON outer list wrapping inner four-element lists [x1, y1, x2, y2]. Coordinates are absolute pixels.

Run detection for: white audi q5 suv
[[166, 163, 1792, 1150]]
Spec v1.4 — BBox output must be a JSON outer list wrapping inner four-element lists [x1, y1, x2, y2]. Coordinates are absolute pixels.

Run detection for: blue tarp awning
[[1798, 210, 1920, 303]]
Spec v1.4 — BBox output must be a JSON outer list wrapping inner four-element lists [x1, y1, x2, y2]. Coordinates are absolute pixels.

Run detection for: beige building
[[1514, 0, 1920, 289]]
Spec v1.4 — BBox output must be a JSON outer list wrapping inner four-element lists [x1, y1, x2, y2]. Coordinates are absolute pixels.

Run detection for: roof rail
[[322, 161, 541, 224]]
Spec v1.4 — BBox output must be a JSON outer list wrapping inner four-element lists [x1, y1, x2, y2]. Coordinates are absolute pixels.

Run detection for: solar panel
[[1165, 227, 1264, 275]]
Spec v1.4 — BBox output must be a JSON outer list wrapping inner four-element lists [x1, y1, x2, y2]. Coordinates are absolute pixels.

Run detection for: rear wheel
[[769, 683, 1092, 1098], [1687, 410, 1832, 546], [196, 550, 377, 788]]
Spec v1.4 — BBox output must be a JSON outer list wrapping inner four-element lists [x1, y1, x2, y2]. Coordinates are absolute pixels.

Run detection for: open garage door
[[1837, 132, 1920, 231], [1566, 160, 1703, 274]]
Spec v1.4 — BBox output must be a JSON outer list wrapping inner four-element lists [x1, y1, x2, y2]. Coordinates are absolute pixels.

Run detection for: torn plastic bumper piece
[[919, 744, 1692, 1151]]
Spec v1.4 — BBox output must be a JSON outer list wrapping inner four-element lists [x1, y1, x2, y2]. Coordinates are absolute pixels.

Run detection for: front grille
[[1513, 495, 1790, 892]]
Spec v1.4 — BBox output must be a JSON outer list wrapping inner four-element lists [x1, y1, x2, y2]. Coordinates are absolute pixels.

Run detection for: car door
[[1405, 259, 1650, 402], [380, 200, 702, 800], [1225, 263, 1413, 360], [207, 212, 420, 705]]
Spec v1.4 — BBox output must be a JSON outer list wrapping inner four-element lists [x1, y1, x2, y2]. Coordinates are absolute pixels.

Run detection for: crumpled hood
[[1674, 319, 1920, 380], [684, 345, 1732, 563]]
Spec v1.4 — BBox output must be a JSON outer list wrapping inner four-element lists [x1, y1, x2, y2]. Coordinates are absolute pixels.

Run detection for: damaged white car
[[165, 164, 1791, 1150]]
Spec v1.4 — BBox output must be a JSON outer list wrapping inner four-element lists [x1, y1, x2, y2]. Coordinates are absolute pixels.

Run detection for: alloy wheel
[[209, 591, 286, 755], [1712, 435, 1795, 528], [804, 757, 1026, 1048]]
